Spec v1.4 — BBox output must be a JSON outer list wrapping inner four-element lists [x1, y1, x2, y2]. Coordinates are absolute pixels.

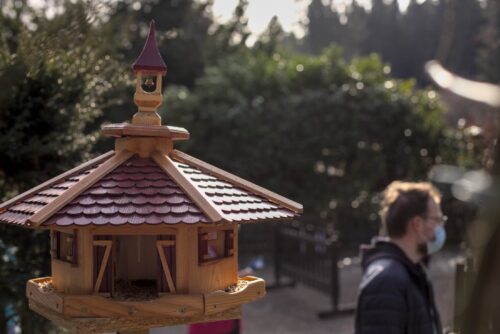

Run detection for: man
[[355, 181, 446, 334]]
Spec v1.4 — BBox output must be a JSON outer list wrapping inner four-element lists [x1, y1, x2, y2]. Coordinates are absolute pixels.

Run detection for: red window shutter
[[199, 232, 208, 263], [157, 235, 176, 292], [55, 231, 61, 260], [72, 230, 78, 267], [224, 230, 234, 257], [50, 230, 57, 259]]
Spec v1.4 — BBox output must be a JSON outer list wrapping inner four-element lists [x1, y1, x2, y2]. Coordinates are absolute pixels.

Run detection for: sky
[[27, 0, 417, 39], [212, 0, 415, 39]]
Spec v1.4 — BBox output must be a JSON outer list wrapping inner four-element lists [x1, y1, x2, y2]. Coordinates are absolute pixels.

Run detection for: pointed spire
[[132, 20, 167, 73]]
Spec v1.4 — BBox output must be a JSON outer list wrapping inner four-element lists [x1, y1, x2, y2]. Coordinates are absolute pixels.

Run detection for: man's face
[[422, 198, 443, 240], [416, 197, 443, 255]]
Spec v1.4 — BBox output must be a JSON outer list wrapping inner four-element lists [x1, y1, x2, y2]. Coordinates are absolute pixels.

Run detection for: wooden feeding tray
[[27, 276, 265, 333]]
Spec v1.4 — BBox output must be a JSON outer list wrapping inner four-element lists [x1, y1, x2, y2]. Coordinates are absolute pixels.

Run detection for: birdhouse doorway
[[92, 233, 176, 300], [114, 235, 158, 299]]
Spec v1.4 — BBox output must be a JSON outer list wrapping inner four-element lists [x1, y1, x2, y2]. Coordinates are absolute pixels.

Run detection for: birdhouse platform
[[0, 21, 302, 333], [27, 276, 263, 333]]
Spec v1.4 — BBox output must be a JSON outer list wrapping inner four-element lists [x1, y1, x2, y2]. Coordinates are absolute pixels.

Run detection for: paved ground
[[150, 250, 461, 334]]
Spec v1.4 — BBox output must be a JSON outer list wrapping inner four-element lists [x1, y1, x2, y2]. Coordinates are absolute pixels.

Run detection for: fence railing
[[274, 222, 355, 318], [452, 255, 474, 333]]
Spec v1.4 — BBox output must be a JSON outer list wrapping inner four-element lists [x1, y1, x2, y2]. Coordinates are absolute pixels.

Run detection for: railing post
[[453, 255, 474, 333], [329, 237, 340, 313], [453, 260, 465, 332]]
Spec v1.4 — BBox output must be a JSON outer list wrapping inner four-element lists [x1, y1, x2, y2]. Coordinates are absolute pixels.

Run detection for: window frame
[[198, 227, 235, 264], [51, 229, 78, 267]]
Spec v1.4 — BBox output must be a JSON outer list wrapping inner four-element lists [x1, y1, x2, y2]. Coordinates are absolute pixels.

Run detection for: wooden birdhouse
[[0, 21, 302, 333]]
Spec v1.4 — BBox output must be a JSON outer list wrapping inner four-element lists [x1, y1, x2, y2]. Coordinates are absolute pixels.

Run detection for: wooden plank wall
[[51, 228, 93, 294], [176, 224, 238, 294], [50, 224, 238, 295]]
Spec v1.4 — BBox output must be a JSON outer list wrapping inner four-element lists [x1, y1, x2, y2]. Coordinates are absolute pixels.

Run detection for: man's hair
[[380, 181, 441, 238]]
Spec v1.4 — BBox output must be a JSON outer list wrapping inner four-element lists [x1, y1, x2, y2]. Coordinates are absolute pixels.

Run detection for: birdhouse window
[[199, 228, 234, 264], [51, 230, 78, 266], [140, 74, 157, 93]]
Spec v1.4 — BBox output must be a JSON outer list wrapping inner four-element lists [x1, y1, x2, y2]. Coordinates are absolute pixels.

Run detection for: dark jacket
[[355, 238, 442, 334]]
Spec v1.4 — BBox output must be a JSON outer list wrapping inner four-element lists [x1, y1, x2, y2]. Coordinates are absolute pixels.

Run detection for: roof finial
[[132, 20, 167, 126], [132, 20, 167, 73]]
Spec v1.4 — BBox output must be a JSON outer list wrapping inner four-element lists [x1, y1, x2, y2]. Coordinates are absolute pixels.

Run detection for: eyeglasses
[[424, 215, 448, 225]]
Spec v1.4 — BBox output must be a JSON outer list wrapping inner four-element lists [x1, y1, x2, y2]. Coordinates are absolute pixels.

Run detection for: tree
[[205, 0, 252, 62], [104, 0, 213, 88], [439, 0, 484, 78], [303, 0, 345, 54], [364, 0, 400, 58], [302, 0, 485, 85], [342, 1, 369, 59], [0, 1, 124, 332], [163, 46, 459, 245], [478, 0, 500, 83]]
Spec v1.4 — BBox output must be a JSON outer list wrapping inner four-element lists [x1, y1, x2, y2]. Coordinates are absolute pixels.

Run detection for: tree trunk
[[0, 308, 7, 334], [491, 113, 500, 176]]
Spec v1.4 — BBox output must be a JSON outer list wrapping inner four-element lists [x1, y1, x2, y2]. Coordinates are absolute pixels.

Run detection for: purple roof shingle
[[45, 156, 208, 226]]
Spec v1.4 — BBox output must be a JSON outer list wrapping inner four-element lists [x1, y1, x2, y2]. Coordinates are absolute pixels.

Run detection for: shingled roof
[[0, 20, 302, 228], [0, 150, 301, 227], [45, 155, 208, 226]]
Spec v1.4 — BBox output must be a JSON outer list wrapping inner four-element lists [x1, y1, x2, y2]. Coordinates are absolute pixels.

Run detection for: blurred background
[[0, 0, 499, 333]]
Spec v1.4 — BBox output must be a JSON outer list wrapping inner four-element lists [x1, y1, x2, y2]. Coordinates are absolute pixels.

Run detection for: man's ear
[[408, 216, 424, 235]]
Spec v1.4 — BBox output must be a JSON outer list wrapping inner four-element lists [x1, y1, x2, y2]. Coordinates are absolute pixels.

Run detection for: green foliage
[[0, 2, 124, 332], [0, 3, 125, 192], [0, 0, 486, 330], [164, 46, 457, 243]]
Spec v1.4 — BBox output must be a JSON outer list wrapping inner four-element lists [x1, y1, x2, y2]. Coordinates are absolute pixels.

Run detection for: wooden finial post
[[131, 20, 168, 126]]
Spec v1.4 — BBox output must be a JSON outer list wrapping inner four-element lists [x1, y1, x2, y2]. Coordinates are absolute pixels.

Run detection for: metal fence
[[238, 223, 275, 256], [453, 255, 474, 333], [274, 222, 355, 318]]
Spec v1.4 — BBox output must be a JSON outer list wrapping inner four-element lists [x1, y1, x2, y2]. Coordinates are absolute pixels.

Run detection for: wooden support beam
[[156, 241, 176, 293], [152, 151, 225, 223], [90, 225, 177, 236], [156, 240, 175, 247], [93, 240, 111, 247], [93, 240, 112, 293], [28, 150, 134, 227]]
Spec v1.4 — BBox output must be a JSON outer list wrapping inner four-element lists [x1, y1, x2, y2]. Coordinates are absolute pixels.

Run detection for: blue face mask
[[427, 224, 446, 254]]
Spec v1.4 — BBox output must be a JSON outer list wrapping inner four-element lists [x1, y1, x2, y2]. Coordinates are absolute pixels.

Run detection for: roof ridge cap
[[151, 151, 226, 223]]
